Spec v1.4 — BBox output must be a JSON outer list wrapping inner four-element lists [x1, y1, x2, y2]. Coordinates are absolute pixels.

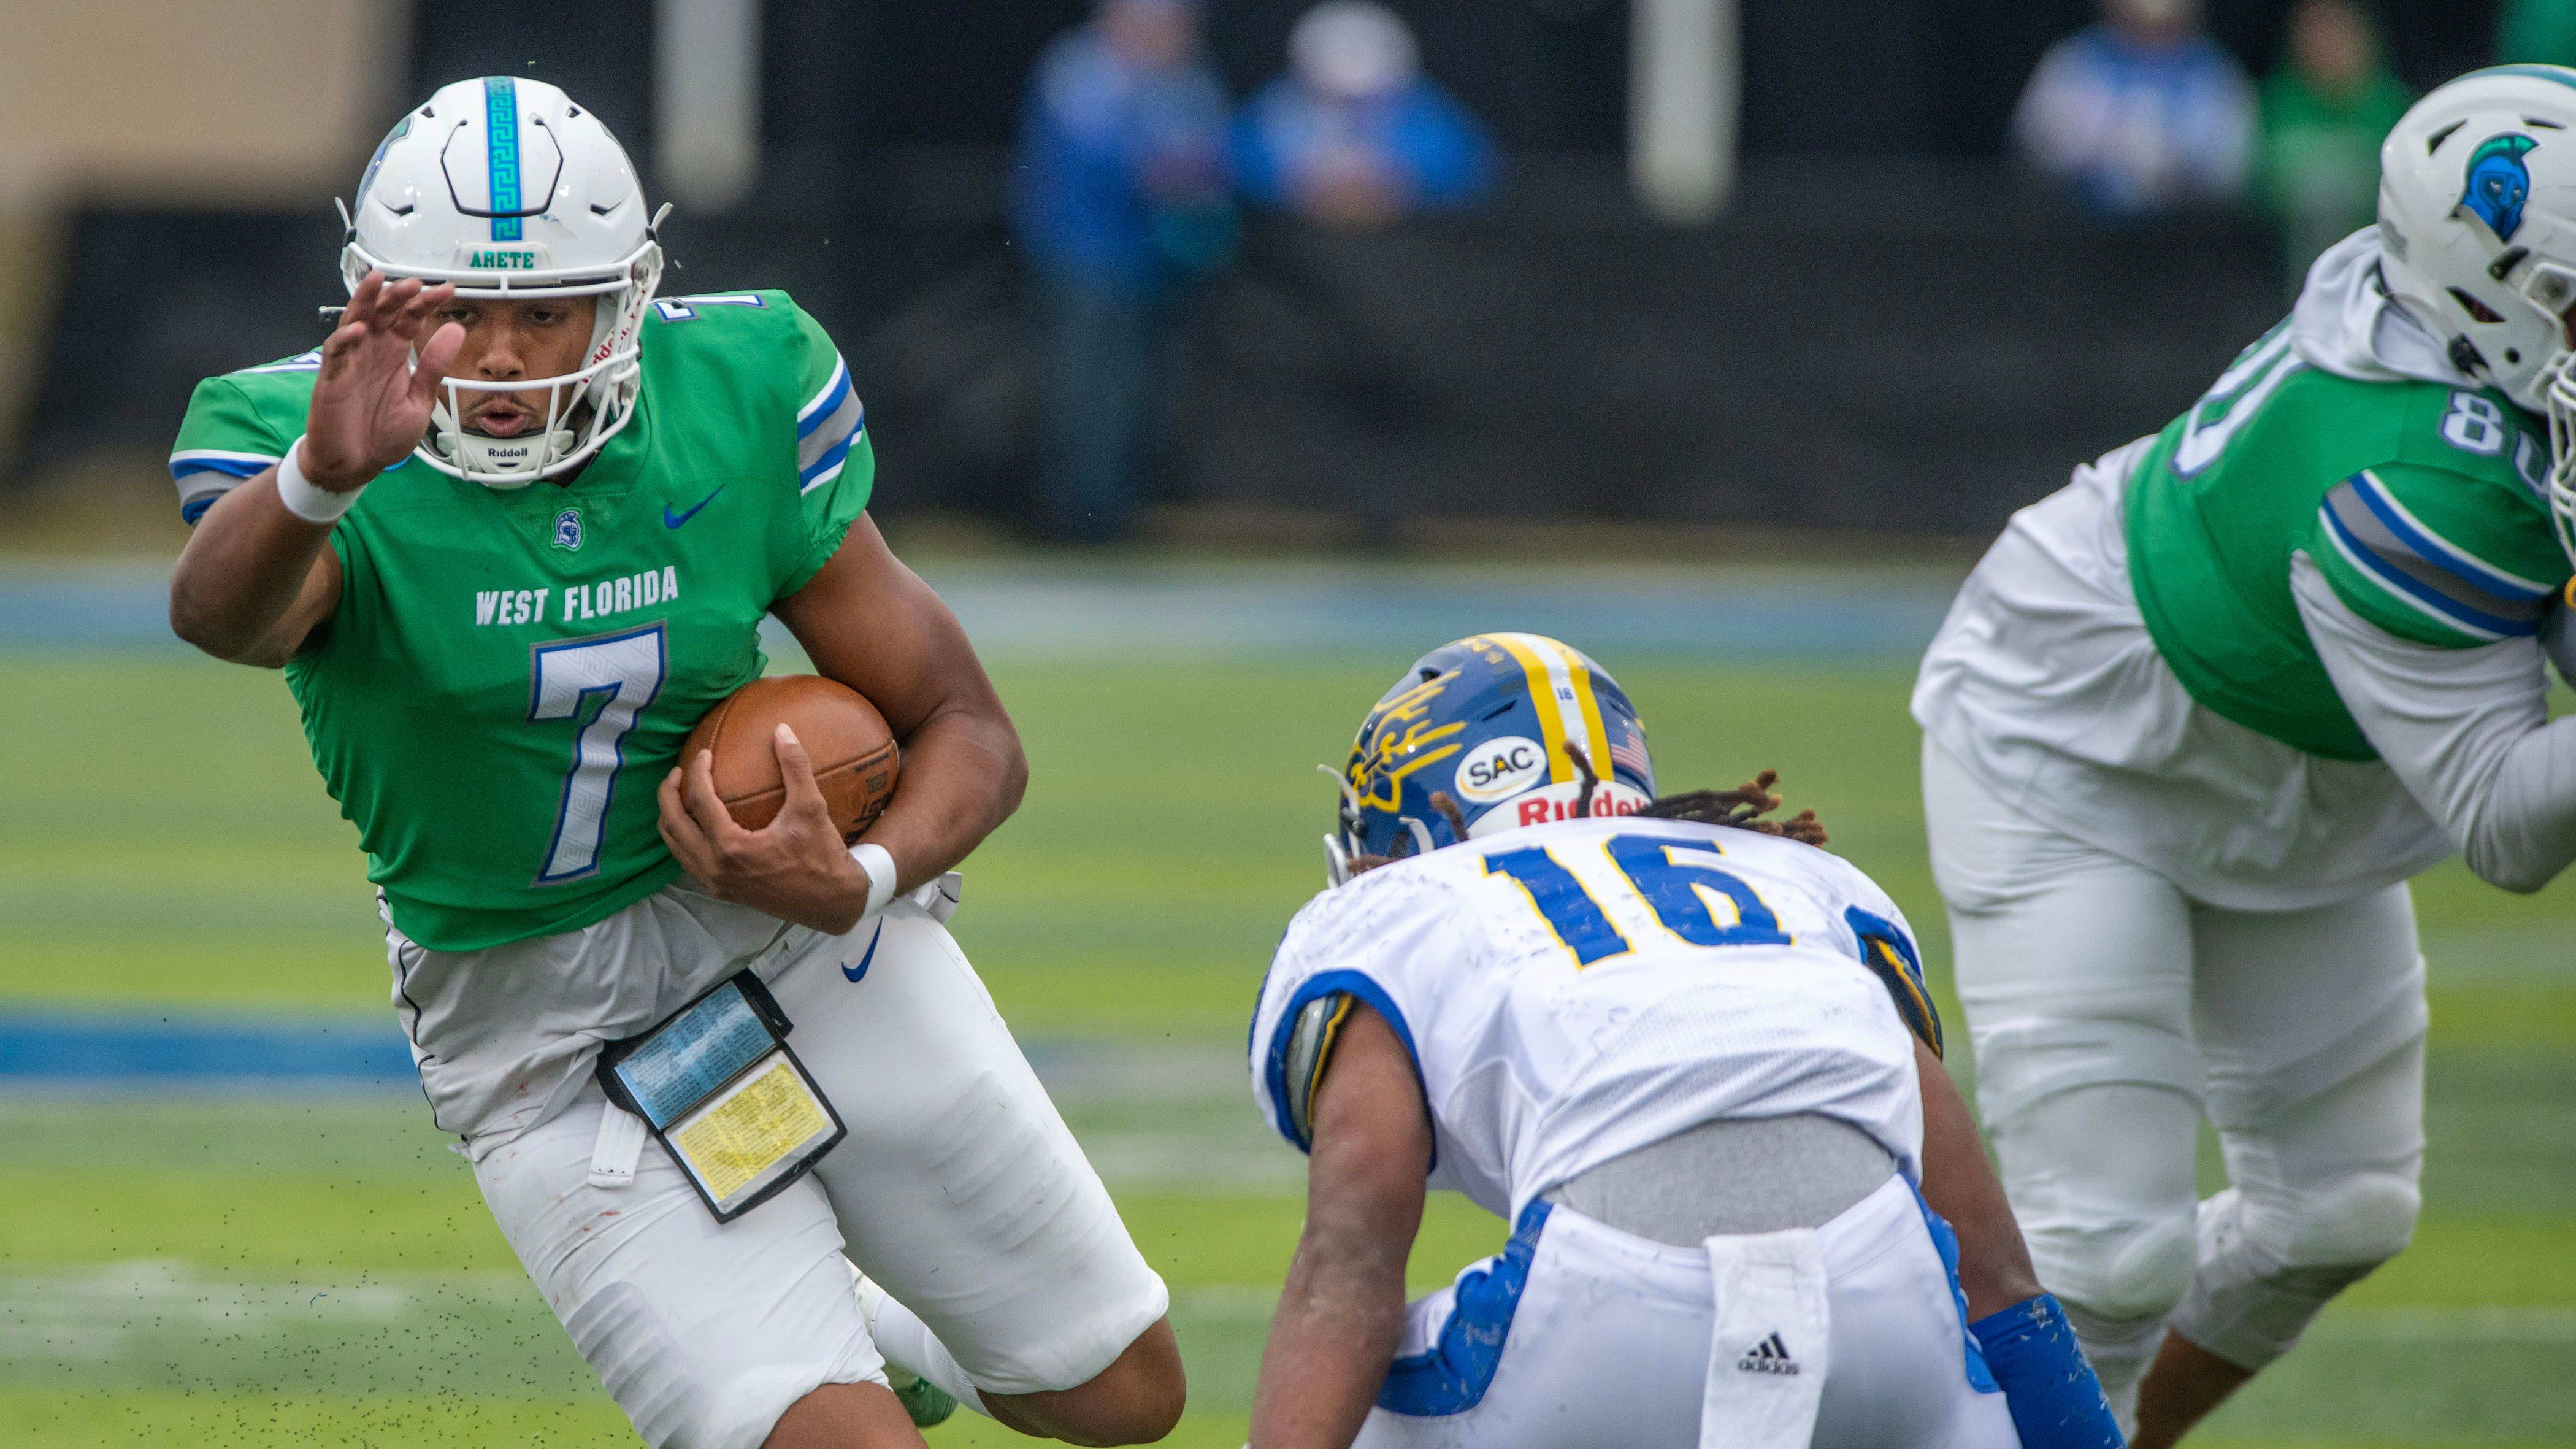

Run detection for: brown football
[[679, 675, 899, 839]]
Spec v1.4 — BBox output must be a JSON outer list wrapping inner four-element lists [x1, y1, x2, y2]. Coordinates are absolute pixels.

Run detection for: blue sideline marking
[[0, 1014, 417, 1085], [0, 563, 1961, 659]]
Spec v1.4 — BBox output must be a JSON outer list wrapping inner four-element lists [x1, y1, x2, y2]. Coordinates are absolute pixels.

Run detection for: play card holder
[[594, 971, 846, 1223]]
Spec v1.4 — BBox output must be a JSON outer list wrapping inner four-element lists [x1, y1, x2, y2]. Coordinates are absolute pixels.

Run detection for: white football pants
[[468, 896, 1169, 1449], [1352, 1176, 2020, 1449], [1922, 741, 2425, 1426]]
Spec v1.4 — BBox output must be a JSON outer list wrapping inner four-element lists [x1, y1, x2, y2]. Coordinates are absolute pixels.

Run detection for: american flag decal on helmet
[[1608, 720, 1651, 782]]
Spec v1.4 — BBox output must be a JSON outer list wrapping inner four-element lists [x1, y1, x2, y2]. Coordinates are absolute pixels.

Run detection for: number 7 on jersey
[[528, 624, 667, 884]]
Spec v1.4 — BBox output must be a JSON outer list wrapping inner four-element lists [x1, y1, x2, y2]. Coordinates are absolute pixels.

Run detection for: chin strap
[[439, 426, 581, 488]]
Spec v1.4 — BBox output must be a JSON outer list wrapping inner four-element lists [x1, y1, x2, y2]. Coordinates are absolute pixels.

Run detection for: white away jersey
[[1249, 817, 1938, 1220]]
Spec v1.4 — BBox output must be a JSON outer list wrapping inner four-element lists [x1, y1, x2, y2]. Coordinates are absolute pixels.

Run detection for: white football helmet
[[341, 76, 665, 486], [2376, 66, 2576, 559]]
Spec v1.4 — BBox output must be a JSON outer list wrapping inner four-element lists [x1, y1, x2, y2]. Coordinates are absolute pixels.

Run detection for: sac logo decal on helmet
[[1324, 634, 1654, 885], [1453, 736, 1546, 804], [2463, 134, 2537, 241], [340, 75, 668, 488]]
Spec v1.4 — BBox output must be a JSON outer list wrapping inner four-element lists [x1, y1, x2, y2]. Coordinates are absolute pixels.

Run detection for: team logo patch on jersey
[[553, 507, 582, 551], [2463, 134, 2537, 242], [1453, 736, 1547, 804]]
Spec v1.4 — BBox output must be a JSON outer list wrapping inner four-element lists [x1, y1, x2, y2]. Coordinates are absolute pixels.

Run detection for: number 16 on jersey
[[1484, 833, 1791, 967]]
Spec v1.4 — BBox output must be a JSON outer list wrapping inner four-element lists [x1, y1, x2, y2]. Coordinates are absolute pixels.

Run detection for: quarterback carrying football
[[1244, 634, 2122, 1449], [165, 78, 1183, 1449], [1915, 66, 2576, 1448]]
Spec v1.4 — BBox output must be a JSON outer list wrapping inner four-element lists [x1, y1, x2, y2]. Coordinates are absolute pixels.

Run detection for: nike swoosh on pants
[[841, 920, 885, 982]]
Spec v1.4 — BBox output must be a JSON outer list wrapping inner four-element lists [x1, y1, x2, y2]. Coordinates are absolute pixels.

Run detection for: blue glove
[[1969, 1294, 2126, 1449]]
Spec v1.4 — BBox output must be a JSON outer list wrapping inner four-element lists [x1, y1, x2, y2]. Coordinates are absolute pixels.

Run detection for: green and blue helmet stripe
[[483, 75, 522, 242]]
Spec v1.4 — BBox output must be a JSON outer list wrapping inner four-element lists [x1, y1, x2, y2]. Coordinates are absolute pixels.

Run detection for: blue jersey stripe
[[799, 409, 865, 486], [2319, 476, 2545, 633], [796, 360, 852, 440], [2348, 471, 2549, 600], [2320, 496, 2532, 638], [1845, 904, 1942, 1056], [168, 453, 277, 482], [797, 431, 858, 493], [1260, 969, 1430, 1162], [484, 76, 521, 242], [1376, 1200, 1549, 1416]]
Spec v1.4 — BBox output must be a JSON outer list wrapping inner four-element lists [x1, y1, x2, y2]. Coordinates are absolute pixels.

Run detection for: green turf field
[[1, 643, 2570, 1447]]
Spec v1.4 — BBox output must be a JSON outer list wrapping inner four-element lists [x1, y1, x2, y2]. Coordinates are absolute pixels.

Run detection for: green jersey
[[2125, 320, 2569, 761], [169, 290, 872, 951]]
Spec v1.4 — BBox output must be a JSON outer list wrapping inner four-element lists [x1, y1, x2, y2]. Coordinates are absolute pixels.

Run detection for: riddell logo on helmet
[[1511, 782, 1649, 828]]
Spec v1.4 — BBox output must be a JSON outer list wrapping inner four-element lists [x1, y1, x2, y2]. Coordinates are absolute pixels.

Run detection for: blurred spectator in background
[[2501, 0, 2576, 66], [1232, 1, 1497, 231], [1013, 0, 1235, 544], [2012, 0, 2255, 221], [2259, 0, 2411, 288]]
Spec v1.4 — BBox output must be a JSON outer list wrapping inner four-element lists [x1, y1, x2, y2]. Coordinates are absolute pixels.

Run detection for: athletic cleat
[[890, 1369, 959, 1429], [853, 1269, 959, 1427]]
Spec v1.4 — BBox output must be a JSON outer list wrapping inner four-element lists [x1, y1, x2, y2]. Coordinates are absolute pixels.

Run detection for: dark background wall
[[20, 0, 2509, 535]]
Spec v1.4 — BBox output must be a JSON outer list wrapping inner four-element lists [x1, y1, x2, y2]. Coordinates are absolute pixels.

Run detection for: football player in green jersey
[[166, 77, 1183, 1449], [1915, 67, 2576, 1448]]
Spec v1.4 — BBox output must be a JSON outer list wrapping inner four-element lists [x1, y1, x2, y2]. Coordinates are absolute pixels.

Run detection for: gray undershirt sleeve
[[2292, 550, 2576, 893]]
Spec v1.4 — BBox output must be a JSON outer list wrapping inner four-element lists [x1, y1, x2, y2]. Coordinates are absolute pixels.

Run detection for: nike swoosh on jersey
[[841, 919, 885, 982], [663, 484, 727, 528]]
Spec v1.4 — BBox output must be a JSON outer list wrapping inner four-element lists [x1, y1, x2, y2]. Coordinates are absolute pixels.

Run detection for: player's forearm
[[1256, 1012, 1430, 1449], [2455, 718, 2576, 892], [1250, 1225, 1411, 1449], [2294, 555, 2576, 891], [168, 474, 338, 666], [1914, 1039, 2044, 1320], [857, 703, 1027, 893]]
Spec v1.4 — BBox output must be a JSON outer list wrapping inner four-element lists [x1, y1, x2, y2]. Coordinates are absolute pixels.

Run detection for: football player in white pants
[[1914, 67, 2576, 1448], [165, 77, 1181, 1449], [1244, 634, 2123, 1449]]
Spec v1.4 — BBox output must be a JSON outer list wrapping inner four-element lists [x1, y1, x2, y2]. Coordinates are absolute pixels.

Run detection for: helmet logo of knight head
[[553, 508, 582, 550], [2463, 134, 2539, 242]]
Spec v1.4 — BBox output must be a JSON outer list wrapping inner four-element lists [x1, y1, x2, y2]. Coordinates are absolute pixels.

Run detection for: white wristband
[[274, 436, 367, 524], [850, 843, 899, 919]]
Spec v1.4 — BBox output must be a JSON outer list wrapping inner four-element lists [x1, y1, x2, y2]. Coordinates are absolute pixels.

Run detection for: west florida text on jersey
[[474, 566, 683, 627]]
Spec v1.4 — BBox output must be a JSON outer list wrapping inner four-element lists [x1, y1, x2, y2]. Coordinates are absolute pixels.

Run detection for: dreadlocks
[[1427, 790, 1472, 841], [1558, 741, 1823, 847], [1565, 741, 1601, 818], [1639, 767, 1829, 847]]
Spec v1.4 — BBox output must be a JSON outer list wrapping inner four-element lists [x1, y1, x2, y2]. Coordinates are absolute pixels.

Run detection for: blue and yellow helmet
[[1328, 634, 1656, 882]]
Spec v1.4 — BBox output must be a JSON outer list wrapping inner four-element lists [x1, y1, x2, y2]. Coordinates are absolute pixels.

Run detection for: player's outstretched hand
[[658, 724, 875, 936], [302, 270, 464, 490]]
